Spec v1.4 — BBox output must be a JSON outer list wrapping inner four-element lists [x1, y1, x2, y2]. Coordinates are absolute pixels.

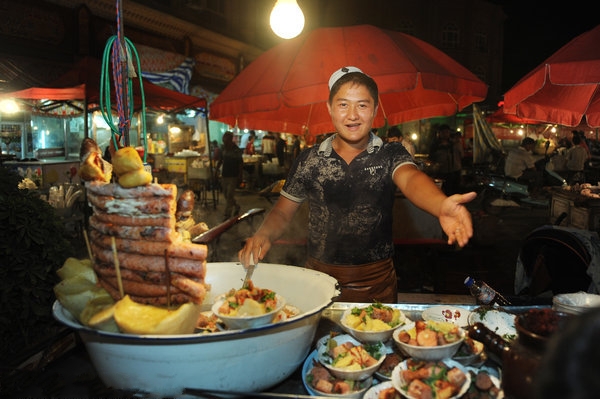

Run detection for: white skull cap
[[328, 66, 364, 90]]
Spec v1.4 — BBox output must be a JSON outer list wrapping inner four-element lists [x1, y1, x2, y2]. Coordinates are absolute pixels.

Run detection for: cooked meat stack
[[85, 180, 209, 306]]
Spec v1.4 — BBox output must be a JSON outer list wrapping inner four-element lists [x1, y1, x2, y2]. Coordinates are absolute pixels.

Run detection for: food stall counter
[[17, 299, 551, 398], [4, 157, 80, 189]]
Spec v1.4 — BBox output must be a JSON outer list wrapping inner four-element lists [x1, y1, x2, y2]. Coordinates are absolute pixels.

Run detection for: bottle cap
[[464, 276, 474, 287]]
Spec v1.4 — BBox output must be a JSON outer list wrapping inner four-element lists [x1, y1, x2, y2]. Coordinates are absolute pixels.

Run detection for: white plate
[[422, 305, 472, 327], [391, 358, 471, 399], [302, 350, 373, 398], [468, 308, 517, 342], [465, 366, 505, 398], [363, 381, 398, 399]]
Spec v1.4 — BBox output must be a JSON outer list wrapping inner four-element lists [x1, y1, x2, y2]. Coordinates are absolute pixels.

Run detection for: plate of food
[[463, 367, 504, 398], [391, 358, 471, 399], [422, 305, 471, 328], [374, 352, 403, 381], [317, 334, 386, 381], [340, 303, 410, 343], [468, 307, 517, 342], [302, 349, 373, 398], [363, 381, 401, 399], [211, 282, 286, 330]]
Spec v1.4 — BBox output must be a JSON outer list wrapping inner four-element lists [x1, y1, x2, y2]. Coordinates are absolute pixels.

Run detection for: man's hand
[[239, 235, 270, 268], [439, 192, 477, 247]]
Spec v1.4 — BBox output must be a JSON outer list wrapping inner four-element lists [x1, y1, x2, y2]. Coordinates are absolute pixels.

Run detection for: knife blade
[[242, 248, 260, 288]]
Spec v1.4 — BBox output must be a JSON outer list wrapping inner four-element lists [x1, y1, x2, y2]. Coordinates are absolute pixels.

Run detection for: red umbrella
[[210, 25, 488, 135], [503, 24, 600, 128], [488, 106, 541, 125]]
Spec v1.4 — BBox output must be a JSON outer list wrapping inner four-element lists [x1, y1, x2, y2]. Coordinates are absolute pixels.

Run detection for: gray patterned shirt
[[281, 133, 415, 264]]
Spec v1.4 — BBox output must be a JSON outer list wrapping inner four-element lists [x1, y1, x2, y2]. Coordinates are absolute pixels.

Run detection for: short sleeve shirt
[[505, 147, 535, 179], [281, 133, 415, 264]]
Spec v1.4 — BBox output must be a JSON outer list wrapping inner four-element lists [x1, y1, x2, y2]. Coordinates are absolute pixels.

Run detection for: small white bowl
[[211, 293, 285, 330], [340, 306, 409, 343], [392, 322, 465, 361], [553, 291, 600, 314], [391, 358, 471, 399], [303, 350, 373, 399], [317, 334, 386, 381]]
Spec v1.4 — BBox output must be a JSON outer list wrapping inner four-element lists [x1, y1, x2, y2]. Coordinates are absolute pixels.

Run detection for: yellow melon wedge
[[113, 295, 202, 335]]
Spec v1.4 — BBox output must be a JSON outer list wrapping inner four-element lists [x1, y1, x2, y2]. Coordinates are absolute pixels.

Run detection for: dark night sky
[[496, 1, 598, 93]]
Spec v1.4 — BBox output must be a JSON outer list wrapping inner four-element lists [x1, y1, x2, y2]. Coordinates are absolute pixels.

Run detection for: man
[[566, 135, 588, 184], [429, 125, 463, 195], [217, 131, 243, 220], [239, 66, 476, 302], [387, 126, 416, 158], [261, 131, 276, 162], [504, 137, 542, 193], [275, 133, 287, 167]]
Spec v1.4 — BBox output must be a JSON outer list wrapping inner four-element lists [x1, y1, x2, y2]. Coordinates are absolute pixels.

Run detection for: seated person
[[504, 137, 543, 194]]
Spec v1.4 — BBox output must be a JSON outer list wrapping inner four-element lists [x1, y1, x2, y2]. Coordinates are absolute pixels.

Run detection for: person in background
[[261, 131, 276, 162], [429, 125, 463, 195], [275, 133, 287, 167], [504, 137, 543, 195], [217, 131, 243, 220], [244, 130, 256, 155], [239, 66, 476, 303], [573, 130, 592, 161], [566, 134, 588, 184], [291, 135, 302, 164], [387, 126, 415, 158], [211, 139, 221, 164]]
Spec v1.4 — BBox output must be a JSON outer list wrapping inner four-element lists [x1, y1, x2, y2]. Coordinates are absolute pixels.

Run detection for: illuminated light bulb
[[0, 99, 19, 113], [270, 0, 305, 39]]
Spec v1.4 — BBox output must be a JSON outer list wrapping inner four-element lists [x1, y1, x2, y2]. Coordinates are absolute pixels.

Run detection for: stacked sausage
[[86, 180, 209, 306]]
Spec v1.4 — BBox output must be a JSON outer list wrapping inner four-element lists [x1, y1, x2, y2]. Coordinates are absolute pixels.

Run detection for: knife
[[242, 248, 260, 288]]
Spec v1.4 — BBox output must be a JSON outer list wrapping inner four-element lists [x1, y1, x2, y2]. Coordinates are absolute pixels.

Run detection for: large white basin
[[53, 262, 339, 397]]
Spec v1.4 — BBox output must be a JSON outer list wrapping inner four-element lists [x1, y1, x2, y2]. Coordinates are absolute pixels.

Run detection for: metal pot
[[53, 262, 339, 397]]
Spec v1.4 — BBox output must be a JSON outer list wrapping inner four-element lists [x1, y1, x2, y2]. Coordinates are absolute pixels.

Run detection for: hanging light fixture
[[270, 0, 305, 39]]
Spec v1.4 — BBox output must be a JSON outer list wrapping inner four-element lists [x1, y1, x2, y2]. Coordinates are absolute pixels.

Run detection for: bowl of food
[[340, 303, 409, 343], [393, 320, 465, 361], [303, 349, 373, 398], [452, 337, 485, 366], [391, 358, 471, 399], [514, 308, 571, 349], [374, 352, 404, 381], [317, 334, 386, 381], [211, 282, 286, 330]]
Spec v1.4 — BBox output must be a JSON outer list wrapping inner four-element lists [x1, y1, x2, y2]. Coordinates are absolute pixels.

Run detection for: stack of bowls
[[552, 291, 600, 314]]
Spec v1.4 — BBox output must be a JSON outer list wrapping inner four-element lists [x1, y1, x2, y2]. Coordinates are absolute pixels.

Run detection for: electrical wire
[[99, 0, 147, 162]]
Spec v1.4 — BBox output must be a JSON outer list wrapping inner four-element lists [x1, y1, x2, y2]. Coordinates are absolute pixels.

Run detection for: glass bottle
[[464, 276, 511, 306]]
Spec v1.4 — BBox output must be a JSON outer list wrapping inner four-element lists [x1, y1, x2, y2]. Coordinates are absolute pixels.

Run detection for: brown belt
[[305, 257, 397, 303]]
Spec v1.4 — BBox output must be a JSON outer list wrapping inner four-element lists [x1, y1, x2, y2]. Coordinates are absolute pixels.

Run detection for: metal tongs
[[242, 248, 260, 288]]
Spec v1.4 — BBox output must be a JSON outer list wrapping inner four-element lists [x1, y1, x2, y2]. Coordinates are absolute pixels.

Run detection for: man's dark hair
[[387, 126, 402, 138]]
